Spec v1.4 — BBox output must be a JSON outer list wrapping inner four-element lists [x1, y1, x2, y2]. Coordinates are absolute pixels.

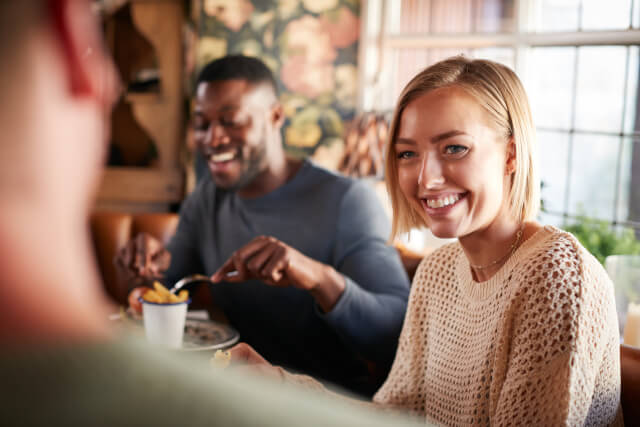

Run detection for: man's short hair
[[196, 55, 278, 95]]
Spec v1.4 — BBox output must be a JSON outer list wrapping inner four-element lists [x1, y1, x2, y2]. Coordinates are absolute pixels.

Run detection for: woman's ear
[[505, 137, 516, 175], [48, 0, 119, 106]]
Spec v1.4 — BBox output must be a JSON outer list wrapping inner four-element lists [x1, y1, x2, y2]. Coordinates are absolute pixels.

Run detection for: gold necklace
[[469, 224, 525, 270]]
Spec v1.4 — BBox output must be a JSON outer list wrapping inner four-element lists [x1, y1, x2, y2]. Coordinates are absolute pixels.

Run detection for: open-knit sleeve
[[490, 235, 622, 426]]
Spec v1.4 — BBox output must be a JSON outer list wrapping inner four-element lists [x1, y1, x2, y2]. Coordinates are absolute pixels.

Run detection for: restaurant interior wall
[[194, 0, 362, 159]]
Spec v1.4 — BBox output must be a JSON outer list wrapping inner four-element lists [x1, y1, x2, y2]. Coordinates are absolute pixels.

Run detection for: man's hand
[[211, 235, 345, 312], [114, 232, 171, 288]]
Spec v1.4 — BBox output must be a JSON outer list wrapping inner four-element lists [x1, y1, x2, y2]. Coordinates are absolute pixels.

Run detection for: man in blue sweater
[[118, 55, 410, 395]]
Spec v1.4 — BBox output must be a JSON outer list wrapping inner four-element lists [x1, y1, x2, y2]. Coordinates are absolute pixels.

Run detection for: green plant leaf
[[563, 216, 640, 265]]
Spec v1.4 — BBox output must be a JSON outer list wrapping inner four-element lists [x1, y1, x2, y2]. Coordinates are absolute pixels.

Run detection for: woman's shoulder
[[412, 241, 463, 283], [513, 224, 613, 307], [509, 226, 618, 362], [524, 225, 603, 274]]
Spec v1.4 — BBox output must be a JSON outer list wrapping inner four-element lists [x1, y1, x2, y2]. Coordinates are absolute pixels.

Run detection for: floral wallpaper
[[196, 0, 360, 157]]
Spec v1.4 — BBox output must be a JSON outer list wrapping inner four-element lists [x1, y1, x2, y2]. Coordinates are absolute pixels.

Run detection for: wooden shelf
[[97, 168, 184, 203], [97, 0, 185, 212]]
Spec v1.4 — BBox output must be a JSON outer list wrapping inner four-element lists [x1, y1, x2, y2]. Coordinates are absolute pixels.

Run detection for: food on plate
[[210, 350, 231, 368]]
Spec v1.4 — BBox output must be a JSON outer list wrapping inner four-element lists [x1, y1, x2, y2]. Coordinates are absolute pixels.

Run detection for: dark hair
[[196, 55, 278, 95]]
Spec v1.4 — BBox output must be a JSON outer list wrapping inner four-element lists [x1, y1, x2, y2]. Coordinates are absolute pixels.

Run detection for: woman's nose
[[418, 155, 445, 189]]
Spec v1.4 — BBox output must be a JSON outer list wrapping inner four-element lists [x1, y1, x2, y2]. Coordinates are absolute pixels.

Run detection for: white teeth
[[210, 151, 235, 162], [426, 194, 460, 209]]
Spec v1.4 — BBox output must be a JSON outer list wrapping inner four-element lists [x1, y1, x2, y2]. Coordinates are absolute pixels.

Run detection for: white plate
[[110, 311, 240, 351], [181, 318, 239, 351]]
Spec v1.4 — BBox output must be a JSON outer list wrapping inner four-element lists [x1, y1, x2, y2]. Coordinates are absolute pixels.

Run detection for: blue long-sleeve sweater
[[166, 160, 410, 394]]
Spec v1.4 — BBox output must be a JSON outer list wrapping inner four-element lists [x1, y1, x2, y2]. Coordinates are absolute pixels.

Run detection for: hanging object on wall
[[337, 112, 390, 178]]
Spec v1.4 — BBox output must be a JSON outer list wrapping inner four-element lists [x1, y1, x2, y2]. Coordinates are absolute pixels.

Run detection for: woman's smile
[[420, 192, 468, 216]]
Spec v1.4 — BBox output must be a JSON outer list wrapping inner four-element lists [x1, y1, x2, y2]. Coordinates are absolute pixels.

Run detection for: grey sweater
[[166, 160, 410, 393], [1, 339, 425, 427]]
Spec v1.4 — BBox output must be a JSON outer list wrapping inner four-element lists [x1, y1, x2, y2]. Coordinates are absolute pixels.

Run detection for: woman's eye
[[396, 151, 416, 160], [444, 145, 468, 155]]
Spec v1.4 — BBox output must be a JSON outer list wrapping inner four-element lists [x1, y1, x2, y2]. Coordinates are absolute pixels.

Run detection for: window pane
[[574, 46, 627, 133], [527, 47, 576, 129], [394, 0, 514, 34], [626, 137, 640, 223], [567, 133, 619, 221], [582, 0, 632, 31], [391, 48, 429, 110], [395, 0, 473, 34], [624, 46, 639, 134], [475, 0, 515, 32], [634, 0, 640, 28], [471, 47, 515, 68], [388, 47, 514, 111], [617, 137, 634, 223], [538, 210, 565, 228], [390, 47, 473, 107], [538, 130, 570, 216], [365, 0, 383, 37], [530, 0, 580, 32]]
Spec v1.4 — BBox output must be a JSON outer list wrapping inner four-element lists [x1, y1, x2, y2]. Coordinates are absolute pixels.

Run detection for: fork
[[170, 272, 238, 294]]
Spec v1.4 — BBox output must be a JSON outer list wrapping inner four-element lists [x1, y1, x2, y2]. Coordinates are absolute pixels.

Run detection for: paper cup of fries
[[141, 281, 190, 349]]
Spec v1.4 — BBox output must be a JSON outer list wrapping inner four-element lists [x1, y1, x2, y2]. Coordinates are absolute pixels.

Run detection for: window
[[359, 0, 640, 243]]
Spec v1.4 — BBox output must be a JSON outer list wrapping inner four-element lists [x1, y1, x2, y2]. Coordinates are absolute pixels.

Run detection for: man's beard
[[217, 143, 268, 192]]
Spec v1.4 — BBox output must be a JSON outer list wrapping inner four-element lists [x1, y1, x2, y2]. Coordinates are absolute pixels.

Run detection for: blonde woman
[[230, 57, 623, 425]]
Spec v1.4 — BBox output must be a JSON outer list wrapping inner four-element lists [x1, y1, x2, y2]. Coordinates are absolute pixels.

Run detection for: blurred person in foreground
[[0, 2, 423, 426], [227, 56, 624, 425], [116, 55, 410, 395]]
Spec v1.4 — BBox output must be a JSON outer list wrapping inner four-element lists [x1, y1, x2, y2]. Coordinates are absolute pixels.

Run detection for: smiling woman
[[241, 56, 625, 426], [371, 56, 624, 425]]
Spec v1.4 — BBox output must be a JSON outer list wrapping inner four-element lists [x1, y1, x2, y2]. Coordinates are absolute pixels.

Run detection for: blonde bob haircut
[[385, 56, 540, 240]]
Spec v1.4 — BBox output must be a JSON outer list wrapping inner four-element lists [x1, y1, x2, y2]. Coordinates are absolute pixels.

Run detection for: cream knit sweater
[[372, 225, 623, 425]]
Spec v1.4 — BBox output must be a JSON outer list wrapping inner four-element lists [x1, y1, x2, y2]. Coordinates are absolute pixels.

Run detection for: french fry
[[210, 350, 231, 368], [153, 281, 172, 302], [177, 290, 189, 302], [142, 289, 162, 303], [141, 282, 189, 304]]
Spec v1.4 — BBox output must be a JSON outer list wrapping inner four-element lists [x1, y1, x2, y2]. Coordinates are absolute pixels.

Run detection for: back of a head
[[196, 55, 278, 95], [0, 0, 113, 201], [0, 0, 118, 343], [385, 56, 540, 239]]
